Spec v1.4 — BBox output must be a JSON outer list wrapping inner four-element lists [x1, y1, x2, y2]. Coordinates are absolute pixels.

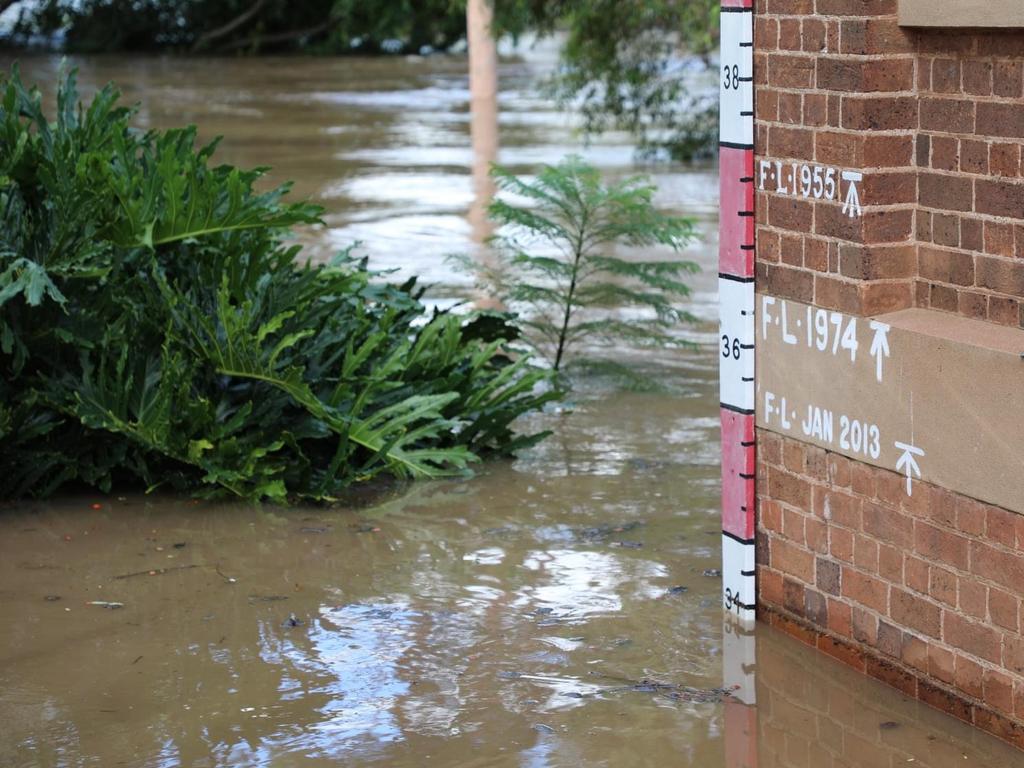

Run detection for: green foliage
[[0, 66, 557, 502], [7, 0, 470, 54], [457, 156, 699, 375]]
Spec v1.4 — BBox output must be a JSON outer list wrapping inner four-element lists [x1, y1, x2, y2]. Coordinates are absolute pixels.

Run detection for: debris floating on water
[[86, 601, 124, 609], [702, 569, 722, 578]]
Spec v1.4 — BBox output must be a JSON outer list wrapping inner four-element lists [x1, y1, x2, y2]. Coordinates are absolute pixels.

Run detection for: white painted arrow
[[894, 441, 924, 496], [842, 171, 863, 218], [869, 320, 891, 382]]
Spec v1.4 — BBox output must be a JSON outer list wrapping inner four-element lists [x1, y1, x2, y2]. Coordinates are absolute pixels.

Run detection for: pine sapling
[[459, 155, 700, 375]]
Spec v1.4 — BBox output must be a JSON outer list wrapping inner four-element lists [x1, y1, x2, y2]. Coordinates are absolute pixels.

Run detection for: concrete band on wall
[[751, 0, 1024, 750]]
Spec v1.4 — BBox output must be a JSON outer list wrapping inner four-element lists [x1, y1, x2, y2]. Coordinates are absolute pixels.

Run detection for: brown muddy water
[[1, 54, 1022, 767]]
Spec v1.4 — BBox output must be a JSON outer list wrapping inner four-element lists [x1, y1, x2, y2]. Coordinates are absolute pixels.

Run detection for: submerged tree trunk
[[467, 0, 502, 310]]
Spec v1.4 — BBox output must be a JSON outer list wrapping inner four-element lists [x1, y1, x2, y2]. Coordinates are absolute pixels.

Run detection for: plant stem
[[553, 219, 586, 372]]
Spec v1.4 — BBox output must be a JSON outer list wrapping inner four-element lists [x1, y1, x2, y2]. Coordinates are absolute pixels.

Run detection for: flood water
[[2, 54, 1022, 767]]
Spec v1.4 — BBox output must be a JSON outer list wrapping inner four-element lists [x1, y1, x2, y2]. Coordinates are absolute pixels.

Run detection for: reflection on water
[[1, 395, 1020, 767]]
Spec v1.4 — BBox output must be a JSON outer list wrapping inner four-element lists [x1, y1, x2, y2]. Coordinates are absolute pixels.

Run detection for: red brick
[[861, 281, 914, 314], [902, 631, 929, 672], [961, 217, 983, 251], [829, 596, 853, 637], [929, 283, 957, 312], [954, 654, 985, 699], [993, 60, 1024, 98], [818, 0, 898, 18], [878, 543, 903, 583], [839, 18, 914, 55], [754, 16, 778, 49], [842, 568, 889, 614], [842, 96, 917, 131], [815, 130, 864, 167], [817, 57, 914, 92], [826, 453, 851, 488], [769, 54, 816, 89], [768, 195, 815, 231], [864, 209, 914, 244], [987, 507, 1019, 548], [976, 256, 1024, 296], [877, 618, 902, 656], [991, 142, 1021, 178], [861, 172, 917, 205], [976, 102, 1024, 139], [826, 490, 862, 530], [757, 88, 779, 122], [778, 18, 801, 51], [1005, 633, 1024, 676], [778, 92, 802, 125], [963, 60, 993, 96], [929, 643, 956, 684], [931, 213, 960, 248], [766, 0, 814, 11], [770, 466, 812, 510], [769, 125, 815, 161], [958, 578, 987, 621], [802, 18, 827, 53], [783, 508, 807, 545], [803, 93, 828, 126], [920, 98, 976, 134], [852, 605, 878, 644], [863, 501, 914, 548], [985, 669, 1015, 712], [773, 538, 816, 583], [960, 139, 989, 175], [759, 263, 815, 303], [919, 173, 974, 213], [984, 221, 1016, 258], [831, 526, 855, 563], [960, 290, 988, 320], [891, 587, 941, 638], [976, 178, 1024, 219], [956, 495, 988, 535], [931, 58, 961, 94], [989, 587, 1020, 633], [944, 612, 1002, 664], [816, 556, 841, 596], [854, 534, 879, 573], [803, 237, 829, 270], [929, 566, 958, 607], [989, 295, 1019, 326], [919, 246, 974, 285], [915, 521, 970, 571], [930, 135, 959, 172], [760, 568, 785, 606], [783, 576, 807, 614], [921, 486, 957, 528], [864, 134, 913, 167], [971, 540, 1024, 594]]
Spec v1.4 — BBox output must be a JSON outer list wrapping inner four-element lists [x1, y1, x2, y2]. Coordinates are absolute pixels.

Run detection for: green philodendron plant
[[458, 156, 700, 378], [0, 66, 558, 502]]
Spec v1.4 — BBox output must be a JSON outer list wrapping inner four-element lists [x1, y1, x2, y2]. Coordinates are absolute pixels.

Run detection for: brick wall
[[754, 0, 1024, 325], [752, 0, 1024, 750]]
